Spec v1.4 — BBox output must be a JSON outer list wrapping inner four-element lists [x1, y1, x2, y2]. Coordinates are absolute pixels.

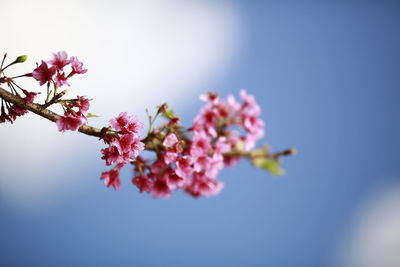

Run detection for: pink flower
[[129, 136, 145, 157], [199, 92, 219, 103], [164, 151, 178, 165], [116, 133, 144, 159], [190, 131, 211, 157], [110, 112, 143, 134], [165, 169, 185, 190], [151, 178, 171, 199], [48, 51, 70, 71], [240, 89, 258, 108], [0, 105, 12, 123], [184, 172, 224, 197], [175, 156, 194, 178], [223, 155, 241, 167], [32, 61, 56, 86], [214, 136, 231, 154], [70, 56, 87, 74], [22, 90, 39, 104], [226, 94, 240, 112], [9, 105, 28, 119], [163, 133, 178, 148], [132, 174, 153, 193], [192, 154, 211, 173], [73, 96, 91, 115], [55, 72, 70, 87], [56, 113, 87, 132], [100, 169, 121, 190], [162, 133, 179, 164], [101, 145, 122, 166], [150, 158, 168, 174]]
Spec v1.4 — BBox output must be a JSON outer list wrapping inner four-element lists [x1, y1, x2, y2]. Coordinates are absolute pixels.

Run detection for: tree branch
[[0, 86, 102, 137], [0, 86, 295, 160]]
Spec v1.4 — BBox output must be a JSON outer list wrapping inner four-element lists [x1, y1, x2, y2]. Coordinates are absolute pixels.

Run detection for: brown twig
[[0, 86, 102, 137]]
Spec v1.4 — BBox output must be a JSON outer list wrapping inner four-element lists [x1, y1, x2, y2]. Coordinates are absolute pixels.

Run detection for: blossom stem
[[0, 86, 103, 138]]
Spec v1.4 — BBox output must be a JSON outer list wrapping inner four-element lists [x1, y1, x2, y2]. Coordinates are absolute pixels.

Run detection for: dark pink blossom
[[100, 169, 121, 190], [72, 96, 91, 115], [115, 133, 144, 160], [22, 90, 39, 104], [0, 105, 12, 123], [151, 178, 171, 199], [48, 51, 70, 71], [9, 105, 28, 119], [101, 145, 123, 166], [132, 174, 153, 193], [32, 61, 56, 86]]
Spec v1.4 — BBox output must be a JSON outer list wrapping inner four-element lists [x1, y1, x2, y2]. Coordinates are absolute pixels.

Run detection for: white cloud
[[336, 184, 400, 267], [0, 0, 242, 207]]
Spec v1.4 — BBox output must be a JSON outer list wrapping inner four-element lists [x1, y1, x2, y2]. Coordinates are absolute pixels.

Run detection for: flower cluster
[[100, 112, 145, 189], [32, 51, 87, 87], [0, 89, 39, 123], [0, 51, 294, 199], [127, 90, 265, 198], [56, 96, 91, 131], [30, 51, 91, 132]]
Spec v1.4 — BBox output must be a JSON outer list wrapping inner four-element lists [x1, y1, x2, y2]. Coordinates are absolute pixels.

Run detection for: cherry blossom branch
[[0, 85, 295, 160], [0, 51, 296, 199], [0, 86, 102, 137]]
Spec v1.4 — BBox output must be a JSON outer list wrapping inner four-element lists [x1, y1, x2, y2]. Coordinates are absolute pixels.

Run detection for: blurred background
[[1, 0, 399, 266]]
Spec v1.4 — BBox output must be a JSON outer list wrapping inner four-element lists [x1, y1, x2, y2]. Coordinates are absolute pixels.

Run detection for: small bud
[[15, 55, 28, 63], [157, 103, 168, 115]]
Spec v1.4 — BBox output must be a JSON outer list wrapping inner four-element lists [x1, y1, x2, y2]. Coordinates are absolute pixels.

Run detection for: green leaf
[[86, 113, 100, 118], [252, 157, 285, 176], [164, 108, 175, 119]]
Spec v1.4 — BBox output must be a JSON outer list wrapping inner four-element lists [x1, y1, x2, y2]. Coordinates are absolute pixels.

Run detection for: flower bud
[[15, 55, 28, 63]]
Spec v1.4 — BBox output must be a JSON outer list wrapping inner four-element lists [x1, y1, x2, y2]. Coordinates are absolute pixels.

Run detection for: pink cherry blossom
[[22, 90, 39, 104], [116, 133, 144, 159], [56, 113, 87, 132], [55, 72, 70, 87], [0, 105, 11, 123], [70, 56, 88, 74], [100, 169, 121, 190], [32, 61, 56, 86], [151, 178, 171, 199], [190, 131, 211, 157], [110, 112, 143, 134], [165, 170, 185, 190], [9, 105, 28, 119], [132, 174, 153, 193], [164, 151, 178, 165], [47, 51, 71, 71], [175, 156, 194, 178], [184, 172, 224, 197], [163, 133, 178, 148], [73, 96, 91, 115], [101, 146, 122, 166]]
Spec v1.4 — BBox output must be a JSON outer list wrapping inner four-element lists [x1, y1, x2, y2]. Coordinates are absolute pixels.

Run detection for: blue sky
[[1, 1, 399, 266]]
